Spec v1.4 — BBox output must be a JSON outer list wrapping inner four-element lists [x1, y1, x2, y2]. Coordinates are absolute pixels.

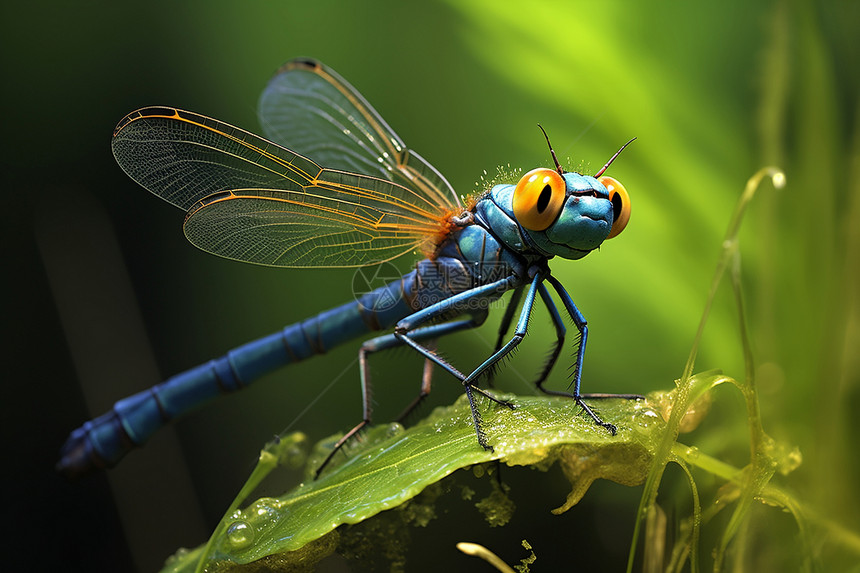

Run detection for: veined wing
[[112, 107, 447, 267], [258, 58, 460, 213]]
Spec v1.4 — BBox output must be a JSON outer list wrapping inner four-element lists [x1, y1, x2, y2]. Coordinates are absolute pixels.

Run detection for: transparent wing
[[112, 107, 447, 268], [184, 188, 436, 268], [258, 58, 460, 212]]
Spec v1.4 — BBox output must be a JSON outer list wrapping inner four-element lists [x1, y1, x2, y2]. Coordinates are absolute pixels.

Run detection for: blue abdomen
[[57, 219, 523, 476]]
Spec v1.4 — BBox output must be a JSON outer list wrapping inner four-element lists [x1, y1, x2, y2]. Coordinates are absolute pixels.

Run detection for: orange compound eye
[[512, 168, 566, 231], [599, 176, 631, 239]]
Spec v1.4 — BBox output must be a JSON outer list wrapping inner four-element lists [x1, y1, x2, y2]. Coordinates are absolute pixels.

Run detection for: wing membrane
[[258, 58, 459, 212], [185, 189, 434, 267], [113, 107, 446, 267]]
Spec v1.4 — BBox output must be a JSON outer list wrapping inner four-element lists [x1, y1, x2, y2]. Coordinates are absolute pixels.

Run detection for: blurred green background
[[4, 0, 858, 571]]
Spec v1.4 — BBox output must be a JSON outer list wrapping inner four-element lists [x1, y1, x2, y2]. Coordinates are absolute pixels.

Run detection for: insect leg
[[394, 274, 542, 451], [532, 281, 566, 387], [411, 349, 436, 422], [486, 286, 524, 387], [367, 315, 490, 420], [460, 272, 543, 386], [316, 315, 486, 477], [394, 275, 521, 449], [543, 274, 618, 434], [394, 275, 518, 394]]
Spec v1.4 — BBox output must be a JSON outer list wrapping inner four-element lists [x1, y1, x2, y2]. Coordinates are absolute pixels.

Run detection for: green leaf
[[164, 388, 698, 572]]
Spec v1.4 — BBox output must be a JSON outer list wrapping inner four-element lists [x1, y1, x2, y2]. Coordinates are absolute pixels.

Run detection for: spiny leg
[[396, 342, 437, 423], [532, 281, 566, 387], [538, 276, 645, 400], [543, 274, 626, 435], [316, 315, 486, 478], [392, 274, 520, 380], [486, 282, 565, 390], [395, 307, 488, 421], [396, 329, 503, 452], [461, 273, 543, 386], [486, 286, 524, 388], [395, 334, 513, 406], [396, 274, 542, 450]]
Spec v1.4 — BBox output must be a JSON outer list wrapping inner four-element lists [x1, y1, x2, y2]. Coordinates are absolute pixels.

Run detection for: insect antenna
[[594, 137, 637, 178], [537, 124, 564, 175]]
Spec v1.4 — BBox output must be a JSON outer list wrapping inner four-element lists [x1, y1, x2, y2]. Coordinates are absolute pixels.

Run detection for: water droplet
[[226, 520, 254, 550], [250, 498, 284, 529], [384, 422, 404, 438]]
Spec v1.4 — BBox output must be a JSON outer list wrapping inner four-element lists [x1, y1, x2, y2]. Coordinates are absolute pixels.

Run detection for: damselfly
[[58, 58, 635, 477]]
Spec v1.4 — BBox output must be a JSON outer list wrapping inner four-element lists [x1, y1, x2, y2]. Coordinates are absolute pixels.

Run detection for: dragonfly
[[58, 57, 635, 478]]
